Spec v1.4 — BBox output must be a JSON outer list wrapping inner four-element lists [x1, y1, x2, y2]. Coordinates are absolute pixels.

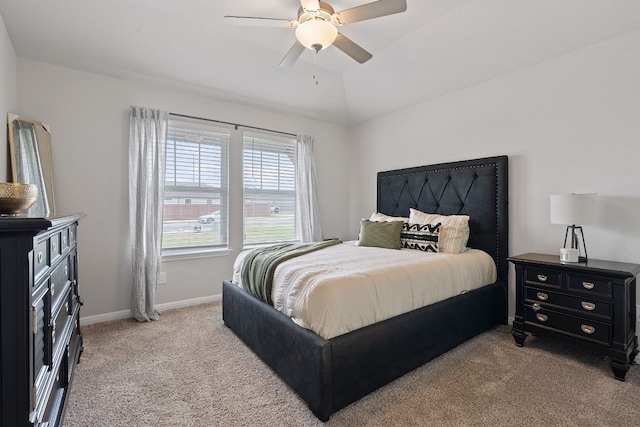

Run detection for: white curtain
[[129, 106, 168, 322], [295, 134, 323, 242]]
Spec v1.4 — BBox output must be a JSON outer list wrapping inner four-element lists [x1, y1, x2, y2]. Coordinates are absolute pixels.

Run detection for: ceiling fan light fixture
[[295, 18, 338, 51]]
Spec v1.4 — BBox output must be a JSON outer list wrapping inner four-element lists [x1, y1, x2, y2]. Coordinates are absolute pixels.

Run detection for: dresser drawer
[[52, 288, 73, 361], [567, 274, 612, 298], [525, 287, 612, 320], [50, 232, 62, 262], [61, 226, 70, 250], [68, 223, 77, 245], [39, 354, 68, 427], [67, 313, 82, 382], [524, 305, 611, 346], [524, 267, 562, 289], [32, 291, 50, 387], [33, 239, 50, 283], [50, 255, 72, 312]]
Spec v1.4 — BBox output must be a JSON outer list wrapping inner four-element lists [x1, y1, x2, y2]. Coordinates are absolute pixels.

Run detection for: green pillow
[[356, 219, 403, 249]]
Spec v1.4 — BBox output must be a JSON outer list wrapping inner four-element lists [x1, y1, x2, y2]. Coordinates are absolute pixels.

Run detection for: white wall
[[0, 13, 17, 180], [348, 30, 640, 320], [16, 59, 350, 319], [7, 15, 640, 325]]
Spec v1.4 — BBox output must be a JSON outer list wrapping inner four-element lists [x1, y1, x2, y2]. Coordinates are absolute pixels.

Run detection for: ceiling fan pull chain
[[313, 49, 319, 86]]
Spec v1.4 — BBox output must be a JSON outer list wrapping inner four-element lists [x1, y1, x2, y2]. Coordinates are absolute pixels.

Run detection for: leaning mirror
[[7, 114, 56, 217]]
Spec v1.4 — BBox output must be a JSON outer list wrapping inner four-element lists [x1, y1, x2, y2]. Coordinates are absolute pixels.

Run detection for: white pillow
[[409, 208, 469, 254], [369, 212, 409, 223]]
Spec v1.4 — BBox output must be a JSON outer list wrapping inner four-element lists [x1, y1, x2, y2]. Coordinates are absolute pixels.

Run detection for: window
[[162, 119, 229, 252], [243, 132, 297, 246]]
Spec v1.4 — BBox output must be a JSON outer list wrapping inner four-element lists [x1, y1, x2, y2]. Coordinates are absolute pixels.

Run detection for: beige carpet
[[64, 302, 640, 426]]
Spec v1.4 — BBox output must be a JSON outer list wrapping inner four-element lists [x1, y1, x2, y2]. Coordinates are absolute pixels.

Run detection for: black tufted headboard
[[377, 156, 509, 283]]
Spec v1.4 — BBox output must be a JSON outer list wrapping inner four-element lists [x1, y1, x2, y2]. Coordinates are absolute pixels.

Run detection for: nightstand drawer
[[524, 305, 611, 346], [567, 274, 612, 298], [524, 267, 562, 288], [525, 287, 612, 319]]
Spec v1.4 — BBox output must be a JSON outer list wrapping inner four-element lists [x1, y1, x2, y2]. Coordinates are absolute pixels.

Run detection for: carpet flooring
[[64, 302, 640, 426]]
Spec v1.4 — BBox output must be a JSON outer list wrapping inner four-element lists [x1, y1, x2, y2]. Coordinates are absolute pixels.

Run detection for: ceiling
[[1, 0, 639, 125]]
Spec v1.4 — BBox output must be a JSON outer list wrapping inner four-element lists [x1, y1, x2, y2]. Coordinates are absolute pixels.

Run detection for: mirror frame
[[7, 114, 56, 217]]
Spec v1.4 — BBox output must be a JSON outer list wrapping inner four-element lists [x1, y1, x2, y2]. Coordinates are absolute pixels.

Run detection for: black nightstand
[[509, 253, 640, 381]]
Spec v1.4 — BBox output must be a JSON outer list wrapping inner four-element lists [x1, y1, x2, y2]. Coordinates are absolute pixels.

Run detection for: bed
[[222, 155, 509, 421]]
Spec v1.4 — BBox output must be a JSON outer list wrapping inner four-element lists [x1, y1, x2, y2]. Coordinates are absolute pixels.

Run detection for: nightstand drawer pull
[[532, 303, 541, 311], [536, 313, 548, 322], [581, 301, 596, 311], [582, 281, 595, 290], [537, 274, 547, 282], [581, 324, 596, 334], [536, 292, 548, 301]]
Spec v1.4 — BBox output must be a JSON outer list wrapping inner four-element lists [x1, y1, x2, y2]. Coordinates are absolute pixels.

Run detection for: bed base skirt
[[222, 280, 507, 421]]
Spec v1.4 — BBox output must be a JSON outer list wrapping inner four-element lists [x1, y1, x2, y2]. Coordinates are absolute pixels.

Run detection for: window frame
[[161, 118, 231, 257], [242, 130, 298, 248]]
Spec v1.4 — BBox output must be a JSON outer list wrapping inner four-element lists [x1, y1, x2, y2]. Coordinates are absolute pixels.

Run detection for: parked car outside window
[[198, 211, 221, 224]]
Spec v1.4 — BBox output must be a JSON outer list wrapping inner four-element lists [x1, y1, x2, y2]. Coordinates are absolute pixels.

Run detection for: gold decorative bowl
[[0, 183, 38, 215]]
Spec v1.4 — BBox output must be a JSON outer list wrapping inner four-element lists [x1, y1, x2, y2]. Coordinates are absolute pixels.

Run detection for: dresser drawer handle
[[537, 274, 548, 282], [582, 281, 595, 290], [51, 242, 57, 252], [581, 301, 596, 311], [38, 252, 43, 263], [536, 313, 548, 322], [532, 303, 541, 311], [581, 324, 595, 334], [536, 292, 548, 301]]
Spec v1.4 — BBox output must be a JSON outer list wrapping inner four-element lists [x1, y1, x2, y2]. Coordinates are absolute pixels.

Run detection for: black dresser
[[509, 253, 639, 381], [0, 214, 84, 427]]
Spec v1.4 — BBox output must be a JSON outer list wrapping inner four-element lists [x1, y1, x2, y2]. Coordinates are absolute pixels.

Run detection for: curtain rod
[[169, 112, 297, 138]]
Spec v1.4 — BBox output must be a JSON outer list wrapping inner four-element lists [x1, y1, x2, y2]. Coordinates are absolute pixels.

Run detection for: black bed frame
[[223, 155, 509, 421]]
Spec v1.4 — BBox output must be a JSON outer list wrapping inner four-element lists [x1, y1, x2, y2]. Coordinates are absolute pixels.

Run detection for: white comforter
[[232, 241, 497, 339]]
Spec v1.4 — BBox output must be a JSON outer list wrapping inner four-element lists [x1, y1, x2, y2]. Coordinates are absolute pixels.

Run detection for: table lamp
[[550, 193, 597, 262]]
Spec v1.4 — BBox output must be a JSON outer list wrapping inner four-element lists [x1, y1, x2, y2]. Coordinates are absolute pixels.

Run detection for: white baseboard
[[79, 302, 640, 364], [80, 294, 222, 325]]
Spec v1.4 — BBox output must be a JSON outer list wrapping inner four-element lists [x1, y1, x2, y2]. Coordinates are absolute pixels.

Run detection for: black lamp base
[[563, 225, 588, 262]]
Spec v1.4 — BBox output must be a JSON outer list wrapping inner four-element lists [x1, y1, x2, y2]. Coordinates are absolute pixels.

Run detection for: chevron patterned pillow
[[401, 222, 441, 252], [356, 219, 403, 249], [409, 208, 469, 253]]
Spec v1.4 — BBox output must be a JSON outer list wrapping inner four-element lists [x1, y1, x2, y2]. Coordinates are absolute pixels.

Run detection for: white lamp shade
[[295, 19, 338, 51], [550, 193, 598, 225]]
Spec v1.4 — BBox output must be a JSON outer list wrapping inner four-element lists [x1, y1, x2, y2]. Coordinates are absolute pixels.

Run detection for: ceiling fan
[[224, 0, 407, 67]]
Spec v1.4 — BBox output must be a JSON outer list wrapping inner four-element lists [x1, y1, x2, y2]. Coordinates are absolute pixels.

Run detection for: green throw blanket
[[241, 239, 342, 305]]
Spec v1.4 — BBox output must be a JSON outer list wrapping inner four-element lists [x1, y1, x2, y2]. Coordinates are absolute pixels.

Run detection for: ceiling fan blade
[[279, 40, 306, 67], [332, 33, 373, 64], [224, 16, 298, 28], [300, 0, 320, 12], [333, 0, 407, 25]]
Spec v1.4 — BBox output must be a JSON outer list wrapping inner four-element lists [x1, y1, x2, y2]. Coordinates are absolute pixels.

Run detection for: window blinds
[[243, 132, 297, 246], [163, 120, 230, 250]]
